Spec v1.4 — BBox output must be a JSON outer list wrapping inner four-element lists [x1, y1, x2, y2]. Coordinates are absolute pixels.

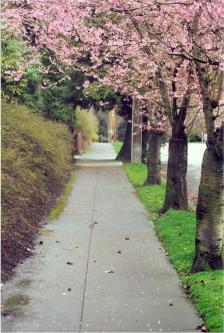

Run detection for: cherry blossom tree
[[138, 0, 224, 271], [82, 1, 196, 208], [3, 0, 224, 271], [93, 0, 224, 269], [3, 0, 169, 178]]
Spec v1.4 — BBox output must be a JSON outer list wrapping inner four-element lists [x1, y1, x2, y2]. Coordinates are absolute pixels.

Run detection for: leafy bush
[[2, 30, 91, 129], [37, 70, 91, 129], [1, 29, 42, 104], [92, 133, 99, 142], [188, 134, 201, 142], [75, 106, 99, 146], [1, 103, 73, 281], [84, 82, 119, 110]]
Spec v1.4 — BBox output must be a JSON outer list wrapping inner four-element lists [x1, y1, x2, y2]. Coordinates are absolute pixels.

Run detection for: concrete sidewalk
[[74, 142, 117, 161], [2, 143, 201, 332]]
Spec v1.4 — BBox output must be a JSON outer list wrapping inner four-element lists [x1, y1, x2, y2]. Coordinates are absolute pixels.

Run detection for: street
[[161, 142, 206, 196]]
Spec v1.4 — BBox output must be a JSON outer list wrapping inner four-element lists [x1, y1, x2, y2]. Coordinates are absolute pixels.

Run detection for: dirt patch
[[39, 228, 54, 236], [1, 181, 69, 282], [17, 279, 32, 288], [2, 294, 30, 317], [2, 188, 51, 282]]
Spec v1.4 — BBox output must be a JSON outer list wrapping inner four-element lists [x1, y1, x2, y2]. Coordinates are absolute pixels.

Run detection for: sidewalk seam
[[79, 170, 99, 332]]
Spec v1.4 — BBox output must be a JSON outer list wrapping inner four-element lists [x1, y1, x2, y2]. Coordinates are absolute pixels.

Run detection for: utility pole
[[108, 108, 117, 143], [131, 97, 142, 163]]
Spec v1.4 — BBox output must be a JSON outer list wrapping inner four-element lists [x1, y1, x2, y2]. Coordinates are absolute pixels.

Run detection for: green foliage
[[188, 134, 201, 142], [123, 163, 147, 186], [1, 29, 42, 103], [156, 210, 196, 273], [75, 106, 99, 142], [112, 141, 123, 154], [84, 82, 119, 110], [2, 103, 73, 280], [2, 29, 120, 130], [37, 70, 93, 128], [2, 104, 73, 222], [183, 271, 224, 332], [124, 162, 224, 332], [37, 75, 119, 128], [2, 30, 90, 128], [18, 66, 42, 107], [2, 31, 121, 131], [123, 163, 166, 220], [38, 87, 75, 128], [138, 185, 166, 220], [156, 209, 224, 332], [2, 30, 22, 68], [92, 133, 99, 142], [84, 82, 114, 100]]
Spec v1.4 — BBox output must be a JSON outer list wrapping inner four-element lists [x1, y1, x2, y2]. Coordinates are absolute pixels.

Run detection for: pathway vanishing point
[[2, 143, 202, 332]]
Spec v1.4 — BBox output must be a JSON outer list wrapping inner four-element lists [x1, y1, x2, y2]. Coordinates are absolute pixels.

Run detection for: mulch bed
[[1, 181, 64, 283]]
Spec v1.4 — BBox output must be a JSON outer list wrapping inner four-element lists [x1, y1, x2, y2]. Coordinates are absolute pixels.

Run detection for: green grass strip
[[112, 141, 123, 154], [124, 162, 224, 332], [48, 173, 75, 220]]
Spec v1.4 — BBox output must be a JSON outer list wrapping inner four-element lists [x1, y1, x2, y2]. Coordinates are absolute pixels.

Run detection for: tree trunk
[[145, 132, 161, 185], [190, 58, 224, 272], [191, 91, 224, 272], [161, 124, 188, 212], [116, 115, 132, 162], [191, 143, 224, 272]]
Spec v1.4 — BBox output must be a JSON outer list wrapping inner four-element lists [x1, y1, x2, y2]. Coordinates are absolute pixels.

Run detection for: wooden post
[[131, 97, 142, 163]]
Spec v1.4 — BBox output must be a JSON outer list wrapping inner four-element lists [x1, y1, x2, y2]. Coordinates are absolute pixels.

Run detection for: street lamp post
[[131, 97, 142, 163]]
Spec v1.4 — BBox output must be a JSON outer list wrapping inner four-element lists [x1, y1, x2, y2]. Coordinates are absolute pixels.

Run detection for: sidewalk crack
[[79, 171, 99, 332]]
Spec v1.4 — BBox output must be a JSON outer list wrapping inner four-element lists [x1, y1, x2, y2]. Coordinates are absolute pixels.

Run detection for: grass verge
[[124, 163, 224, 332], [112, 141, 123, 154], [48, 173, 75, 220]]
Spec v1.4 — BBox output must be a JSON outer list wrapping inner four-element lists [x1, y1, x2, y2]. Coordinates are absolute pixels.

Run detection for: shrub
[[1, 103, 73, 281], [188, 134, 201, 142], [75, 106, 99, 149]]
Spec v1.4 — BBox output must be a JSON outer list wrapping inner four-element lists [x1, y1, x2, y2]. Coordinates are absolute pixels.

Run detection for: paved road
[[161, 143, 206, 195], [161, 143, 206, 167], [2, 143, 201, 332]]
